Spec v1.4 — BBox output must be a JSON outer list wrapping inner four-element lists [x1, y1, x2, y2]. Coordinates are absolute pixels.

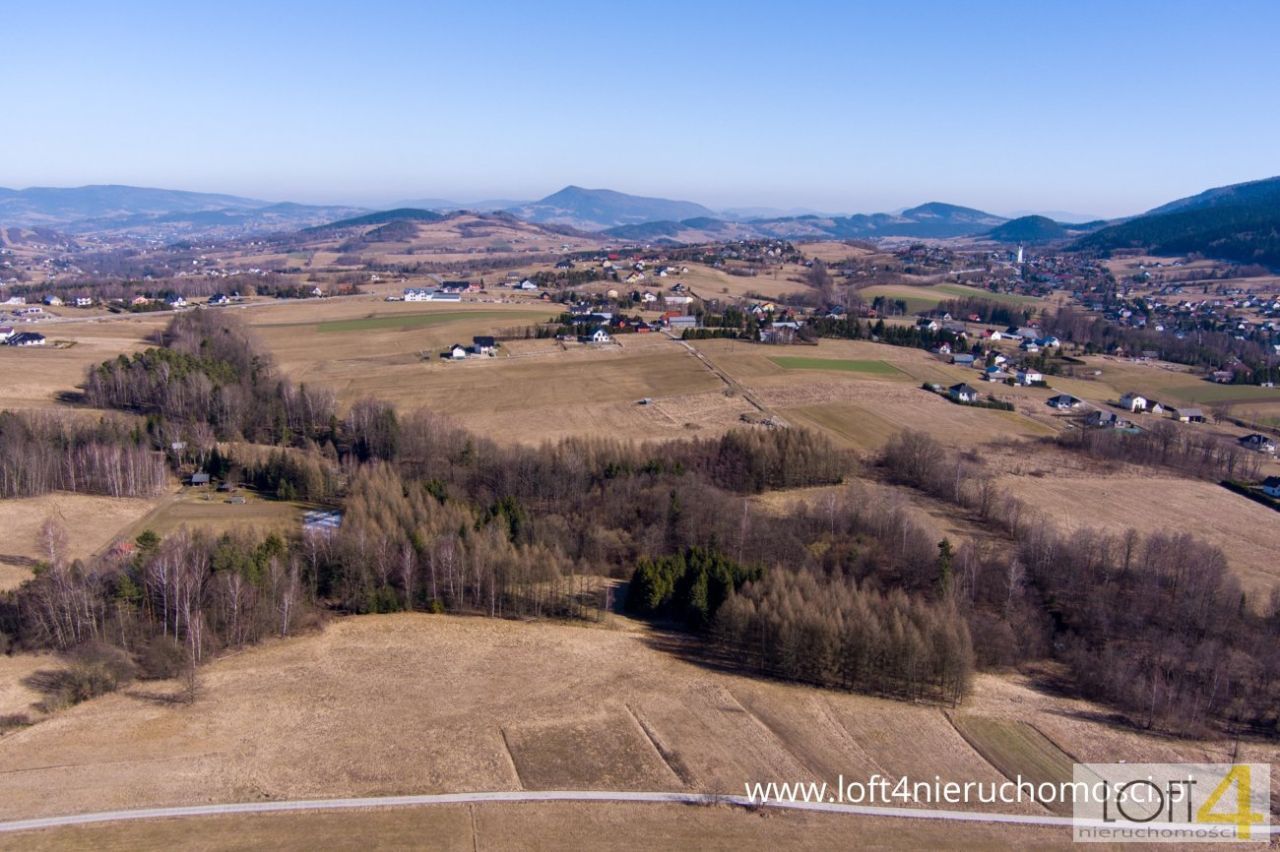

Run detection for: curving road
[[3, 789, 1273, 836]]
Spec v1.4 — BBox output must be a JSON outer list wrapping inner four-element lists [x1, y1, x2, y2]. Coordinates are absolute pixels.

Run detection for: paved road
[[5, 789, 1272, 836]]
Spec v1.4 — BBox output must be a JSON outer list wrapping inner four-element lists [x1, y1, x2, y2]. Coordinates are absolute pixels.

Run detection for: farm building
[[1119, 392, 1147, 412], [1168, 406, 1205, 423], [7, 332, 46, 347], [1263, 477, 1280, 499]]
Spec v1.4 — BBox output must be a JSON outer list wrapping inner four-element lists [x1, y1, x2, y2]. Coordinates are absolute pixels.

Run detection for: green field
[[305, 309, 551, 334], [1161, 382, 1280, 405], [949, 715, 1077, 815], [932, 284, 1041, 306], [770, 356, 905, 377], [859, 284, 1041, 313]]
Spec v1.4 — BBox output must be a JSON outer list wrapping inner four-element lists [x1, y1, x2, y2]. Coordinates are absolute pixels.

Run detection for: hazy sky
[[5, 0, 1278, 217]]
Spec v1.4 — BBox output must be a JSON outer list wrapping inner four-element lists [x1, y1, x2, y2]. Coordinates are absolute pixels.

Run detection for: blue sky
[[5, 0, 1278, 217]]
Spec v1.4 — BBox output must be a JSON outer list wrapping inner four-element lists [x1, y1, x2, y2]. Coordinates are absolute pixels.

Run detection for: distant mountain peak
[[508, 187, 716, 231]]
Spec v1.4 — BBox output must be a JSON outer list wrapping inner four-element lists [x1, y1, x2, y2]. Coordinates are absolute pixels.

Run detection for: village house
[[582, 327, 612, 344], [7, 331, 46, 347], [1015, 369, 1044, 386], [1086, 409, 1129, 429], [951, 353, 976, 367], [916, 317, 940, 332], [472, 336, 497, 355], [446, 344, 468, 360], [1046, 394, 1081, 410], [1262, 476, 1280, 499], [43, 295, 64, 307], [165, 294, 188, 308], [949, 383, 979, 403], [0, 326, 13, 342], [1119, 392, 1147, 412], [666, 315, 698, 332], [1239, 433, 1277, 454]]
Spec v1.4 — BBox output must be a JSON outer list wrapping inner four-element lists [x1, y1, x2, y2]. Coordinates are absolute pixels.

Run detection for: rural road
[[3, 789, 1274, 836]]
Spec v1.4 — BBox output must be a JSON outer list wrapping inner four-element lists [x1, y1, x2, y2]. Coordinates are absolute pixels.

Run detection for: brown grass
[[996, 472, 1280, 603], [0, 801, 1083, 851], [0, 493, 166, 591], [1, 614, 1273, 829]]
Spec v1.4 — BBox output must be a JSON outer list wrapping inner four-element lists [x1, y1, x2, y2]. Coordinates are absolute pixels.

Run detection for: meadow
[[3, 613, 1274, 845]]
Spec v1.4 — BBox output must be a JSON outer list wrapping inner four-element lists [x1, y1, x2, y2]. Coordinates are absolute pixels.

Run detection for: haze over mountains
[[3, 177, 1279, 268], [0, 185, 363, 235]]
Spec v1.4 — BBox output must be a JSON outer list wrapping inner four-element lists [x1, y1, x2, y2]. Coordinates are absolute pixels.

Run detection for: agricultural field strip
[[258, 309, 553, 333], [769, 356, 906, 377], [6, 789, 1251, 835]]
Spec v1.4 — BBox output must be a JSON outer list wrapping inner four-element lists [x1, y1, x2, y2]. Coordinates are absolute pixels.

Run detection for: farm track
[[5, 789, 1273, 836], [672, 335, 788, 426]]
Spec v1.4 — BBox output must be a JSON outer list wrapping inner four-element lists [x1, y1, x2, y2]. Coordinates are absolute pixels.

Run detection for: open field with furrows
[[693, 339, 1059, 452], [0, 493, 167, 591], [0, 801, 1083, 851], [0, 314, 167, 408], [4, 614, 1275, 844], [994, 471, 1280, 603]]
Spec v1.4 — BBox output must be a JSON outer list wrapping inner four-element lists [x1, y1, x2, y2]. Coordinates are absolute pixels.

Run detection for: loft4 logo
[[1073, 763, 1271, 843], [1195, 766, 1266, 839]]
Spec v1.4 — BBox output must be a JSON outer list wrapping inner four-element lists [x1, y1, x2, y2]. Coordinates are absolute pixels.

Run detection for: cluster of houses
[[1072, 277, 1280, 380], [403, 287, 462, 303]]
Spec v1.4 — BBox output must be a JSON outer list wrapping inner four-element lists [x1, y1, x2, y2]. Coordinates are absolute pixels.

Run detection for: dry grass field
[[0, 493, 166, 591], [134, 489, 312, 540], [245, 299, 753, 443], [693, 338, 1058, 452], [0, 314, 167, 409], [673, 263, 808, 302], [995, 471, 1280, 602], [2, 613, 1275, 842]]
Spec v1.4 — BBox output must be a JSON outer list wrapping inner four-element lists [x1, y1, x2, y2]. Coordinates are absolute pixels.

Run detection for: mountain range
[[4, 178, 1280, 267], [1072, 176, 1280, 267], [0, 185, 364, 235]]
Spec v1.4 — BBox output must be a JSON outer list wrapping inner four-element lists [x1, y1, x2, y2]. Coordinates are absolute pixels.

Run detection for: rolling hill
[[1073, 176, 1280, 267], [304, 208, 447, 232], [506, 186, 718, 230], [0, 184, 367, 237], [1145, 175, 1280, 215], [985, 215, 1069, 243], [603, 202, 1009, 244]]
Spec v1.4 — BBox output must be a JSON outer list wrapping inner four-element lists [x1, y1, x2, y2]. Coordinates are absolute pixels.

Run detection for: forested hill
[[1074, 177, 1280, 267]]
